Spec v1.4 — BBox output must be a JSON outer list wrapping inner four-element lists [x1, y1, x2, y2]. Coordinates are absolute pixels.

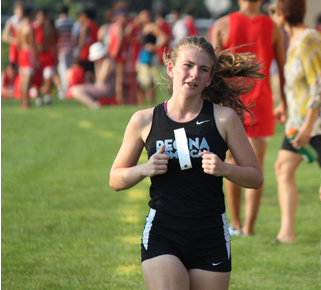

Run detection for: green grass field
[[2, 97, 320, 290]]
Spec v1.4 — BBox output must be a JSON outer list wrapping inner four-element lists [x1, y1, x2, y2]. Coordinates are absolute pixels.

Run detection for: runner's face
[[168, 48, 213, 98]]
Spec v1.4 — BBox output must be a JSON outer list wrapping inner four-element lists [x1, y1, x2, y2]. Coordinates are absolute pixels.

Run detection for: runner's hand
[[144, 144, 168, 177], [200, 151, 226, 176]]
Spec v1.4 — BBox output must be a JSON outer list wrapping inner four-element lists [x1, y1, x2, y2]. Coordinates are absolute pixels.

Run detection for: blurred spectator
[[136, 10, 167, 105], [69, 42, 116, 108], [1, 63, 18, 98], [211, 0, 287, 236], [66, 57, 85, 99], [172, 4, 198, 47], [97, 9, 114, 51], [77, 6, 99, 74], [71, 12, 82, 58], [316, 13, 321, 32], [32, 9, 59, 106], [108, 2, 128, 104], [272, 0, 321, 243], [55, 4, 75, 96], [2, 1, 24, 65], [155, 8, 172, 65], [124, 14, 142, 105], [16, 3, 38, 108]]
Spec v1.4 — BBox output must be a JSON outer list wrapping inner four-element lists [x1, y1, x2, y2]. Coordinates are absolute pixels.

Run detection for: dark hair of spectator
[[59, 4, 69, 15], [8, 63, 18, 71], [81, 6, 96, 20], [104, 9, 114, 23], [184, 4, 196, 17], [317, 13, 321, 25], [277, 0, 306, 25], [156, 7, 168, 19], [22, 4, 33, 17]]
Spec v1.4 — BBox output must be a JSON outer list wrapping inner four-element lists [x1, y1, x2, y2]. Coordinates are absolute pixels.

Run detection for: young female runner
[[110, 36, 264, 290]]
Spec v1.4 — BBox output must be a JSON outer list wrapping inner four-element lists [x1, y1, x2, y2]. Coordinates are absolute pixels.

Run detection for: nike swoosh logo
[[196, 120, 210, 125], [212, 262, 223, 266]]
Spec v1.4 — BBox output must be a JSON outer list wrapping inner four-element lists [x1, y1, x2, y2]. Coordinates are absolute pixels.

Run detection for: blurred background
[[2, 0, 320, 39]]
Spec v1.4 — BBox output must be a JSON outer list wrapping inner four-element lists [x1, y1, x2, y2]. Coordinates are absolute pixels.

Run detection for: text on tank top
[[145, 100, 228, 218]]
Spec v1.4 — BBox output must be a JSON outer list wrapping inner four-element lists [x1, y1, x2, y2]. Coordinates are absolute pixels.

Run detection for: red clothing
[[1, 70, 16, 98], [18, 48, 37, 70], [223, 12, 275, 133], [2, 71, 14, 89], [33, 22, 56, 68], [9, 44, 19, 64], [156, 20, 172, 65], [109, 22, 127, 63], [79, 19, 99, 62], [66, 65, 85, 99], [208, 23, 214, 44], [184, 17, 198, 36], [126, 21, 142, 64], [9, 15, 20, 64]]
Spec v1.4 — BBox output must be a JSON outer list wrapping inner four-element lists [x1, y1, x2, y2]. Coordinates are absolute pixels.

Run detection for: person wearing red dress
[[211, 0, 287, 236]]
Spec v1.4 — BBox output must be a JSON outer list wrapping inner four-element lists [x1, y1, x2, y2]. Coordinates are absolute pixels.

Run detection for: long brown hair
[[163, 36, 265, 123]]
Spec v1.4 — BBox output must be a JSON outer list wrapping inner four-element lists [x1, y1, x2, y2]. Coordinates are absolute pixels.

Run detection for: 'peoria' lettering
[[156, 137, 210, 159]]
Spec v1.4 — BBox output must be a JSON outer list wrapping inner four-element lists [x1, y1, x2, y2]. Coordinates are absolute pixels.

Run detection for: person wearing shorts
[[16, 3, 38, 108], [272, 0, 321, 243], [211, 0, 287, 236], [136, 10, 167, 105], [110, 36, 264, 290]]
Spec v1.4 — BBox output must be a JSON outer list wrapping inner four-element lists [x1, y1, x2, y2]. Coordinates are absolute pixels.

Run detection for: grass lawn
[[1, 22, 321, 289], [2, 95, 321, 289]]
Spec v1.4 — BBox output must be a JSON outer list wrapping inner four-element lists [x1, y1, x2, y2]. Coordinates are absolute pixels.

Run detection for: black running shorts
[[141, 208, 232, 272]]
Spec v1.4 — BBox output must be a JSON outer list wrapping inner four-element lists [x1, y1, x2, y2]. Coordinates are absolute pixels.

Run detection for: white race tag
[[174, 128, 192, 170]]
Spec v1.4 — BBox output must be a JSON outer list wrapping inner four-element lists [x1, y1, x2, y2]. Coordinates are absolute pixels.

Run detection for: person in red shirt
[[2, 1, 24, 65], [108, 2, 129, 104], [155, 8, 172, 66], [77, 6, 99, 75], [211, 0, 287, 236], [32, 9, 59, 105], [124, 15, 143, 105], [66, 57, 85, 99], [1, 63, 18, 99]]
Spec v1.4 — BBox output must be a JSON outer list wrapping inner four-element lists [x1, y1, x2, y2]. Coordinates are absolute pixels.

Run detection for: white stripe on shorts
[[222, 212, 231, 260], [142, 208, 156, 250]]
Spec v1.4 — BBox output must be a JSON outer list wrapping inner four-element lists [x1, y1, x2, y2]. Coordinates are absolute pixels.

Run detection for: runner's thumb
[[157, 144, 166, 154]]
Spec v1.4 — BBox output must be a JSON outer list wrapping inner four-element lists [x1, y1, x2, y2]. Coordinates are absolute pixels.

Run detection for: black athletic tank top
[[145, 100, 228, 218]]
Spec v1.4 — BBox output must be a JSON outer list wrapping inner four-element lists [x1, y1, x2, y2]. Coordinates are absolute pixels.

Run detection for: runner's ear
[[167, 61, 174, 78]]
